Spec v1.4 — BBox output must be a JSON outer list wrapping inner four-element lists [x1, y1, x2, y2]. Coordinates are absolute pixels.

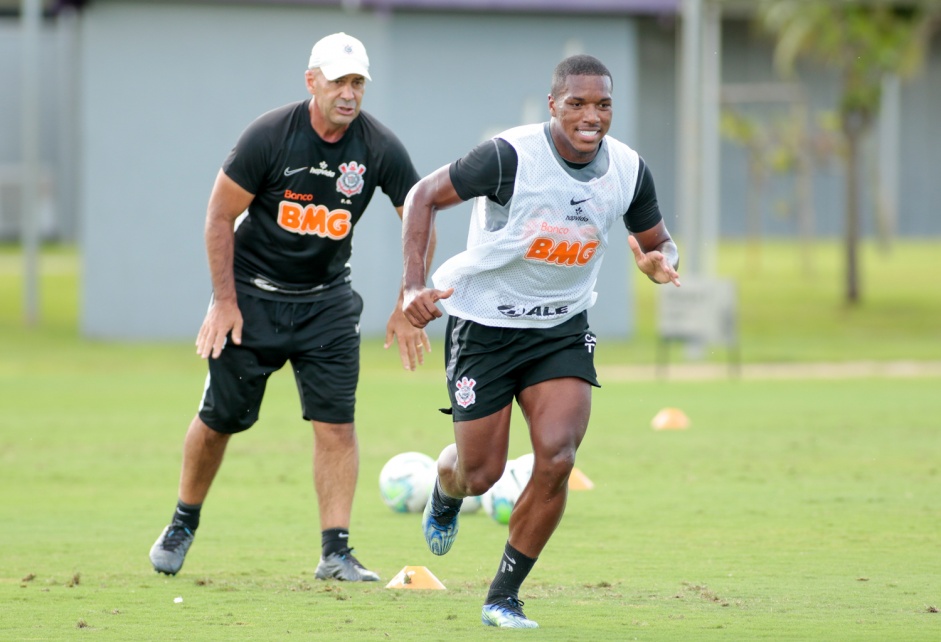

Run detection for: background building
[[2, 0, 939, 340]]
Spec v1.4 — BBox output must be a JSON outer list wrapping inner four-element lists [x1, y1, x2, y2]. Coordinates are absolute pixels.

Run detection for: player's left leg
[[312, 420, 358, 531], [311, 419, 379, 581], [291, 290, 377, 581], [512, 376, 591, 555], [481, 376, 591, 628]]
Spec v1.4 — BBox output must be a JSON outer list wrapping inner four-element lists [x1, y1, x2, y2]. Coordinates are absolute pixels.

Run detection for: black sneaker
[[149, 524, 195, 575], [481, 596, 539, 628], [314, 547, 380, 582]]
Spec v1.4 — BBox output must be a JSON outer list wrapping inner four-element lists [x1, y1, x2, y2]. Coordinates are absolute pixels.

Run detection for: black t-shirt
[[222, 99, 419, 299], [449, 135, 662, 234]]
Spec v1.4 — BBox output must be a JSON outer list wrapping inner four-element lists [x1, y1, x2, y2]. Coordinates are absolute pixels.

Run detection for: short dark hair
[[551, 55, 613, 97]]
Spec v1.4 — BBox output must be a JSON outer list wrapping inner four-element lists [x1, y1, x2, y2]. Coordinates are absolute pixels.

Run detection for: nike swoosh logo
[[570, 197, 592, 205], [504, 554, 516, 564], [284, 166, 308, 176]]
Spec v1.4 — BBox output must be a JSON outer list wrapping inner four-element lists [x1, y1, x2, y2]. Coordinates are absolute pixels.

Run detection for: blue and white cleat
[[481, 596, 539, 628], [421, 487, 460, 556]]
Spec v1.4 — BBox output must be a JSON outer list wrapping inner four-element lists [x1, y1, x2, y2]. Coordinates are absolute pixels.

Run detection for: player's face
[[306, 69, 366, 132], [548, 74, 613, 163]]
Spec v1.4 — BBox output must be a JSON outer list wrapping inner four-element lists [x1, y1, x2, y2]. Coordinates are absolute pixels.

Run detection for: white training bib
[[433, 123, 639, 328]]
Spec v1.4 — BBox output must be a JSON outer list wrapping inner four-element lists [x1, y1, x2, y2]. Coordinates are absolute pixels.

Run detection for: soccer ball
[[460, 494, 482, 514], [513, 452, 534, 488], [378, 451, 436, 513], [480, 460, 529, 525]]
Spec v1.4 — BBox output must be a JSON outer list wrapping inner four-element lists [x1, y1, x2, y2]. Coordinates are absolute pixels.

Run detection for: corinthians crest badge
[[454, 376, 477, 408], [336, 160, 366, 197]]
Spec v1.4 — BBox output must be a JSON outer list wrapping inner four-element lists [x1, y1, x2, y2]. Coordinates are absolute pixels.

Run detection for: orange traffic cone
[[568, 466, 595, 490], [651, 407, 690, 430], [385, 566, 446, 590]]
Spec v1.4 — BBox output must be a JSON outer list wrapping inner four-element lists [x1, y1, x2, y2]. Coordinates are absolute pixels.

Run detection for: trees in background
[[757, 1, 939, 304]]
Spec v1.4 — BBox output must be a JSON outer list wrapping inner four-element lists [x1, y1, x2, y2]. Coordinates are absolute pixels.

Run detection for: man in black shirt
[[149, 32, 431, 582]]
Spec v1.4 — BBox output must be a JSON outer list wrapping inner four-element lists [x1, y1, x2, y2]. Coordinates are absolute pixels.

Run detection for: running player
[[401, 54, 680, 627]]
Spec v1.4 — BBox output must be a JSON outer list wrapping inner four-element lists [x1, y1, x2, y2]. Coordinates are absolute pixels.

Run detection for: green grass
[[1, 242, 939, 640], [622, 238, 941, 364], [3, 239, 941, 365]]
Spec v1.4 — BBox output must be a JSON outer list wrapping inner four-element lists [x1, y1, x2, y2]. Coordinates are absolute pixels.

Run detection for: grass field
[[1, 242, 939, 640]]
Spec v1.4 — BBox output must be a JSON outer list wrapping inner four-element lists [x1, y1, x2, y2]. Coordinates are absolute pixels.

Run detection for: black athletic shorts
[[198, 288, 363, 433], [442, 311, 600, 422]]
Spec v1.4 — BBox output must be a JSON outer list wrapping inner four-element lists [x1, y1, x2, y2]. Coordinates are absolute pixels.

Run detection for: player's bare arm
[[385, 205, 436, 371], [196, 170, 254, 359], [629, 221, 681, 287], [401, 165, 461, 328]]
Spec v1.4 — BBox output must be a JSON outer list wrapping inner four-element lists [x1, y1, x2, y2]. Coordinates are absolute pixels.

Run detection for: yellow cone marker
[[651, 407, 690, 430], [385, 566, 446, 590], [568, 466, 595, 490]]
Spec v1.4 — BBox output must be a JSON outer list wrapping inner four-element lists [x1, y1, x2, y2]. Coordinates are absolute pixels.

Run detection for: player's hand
[[196, 297, 243, 359], [629, 235, 681, 287], [402, 286, 454, 329], [385, 306, 432, 371]]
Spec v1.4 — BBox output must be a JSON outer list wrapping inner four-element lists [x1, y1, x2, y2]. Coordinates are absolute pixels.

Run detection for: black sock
[[433, 478, 463, 509], [486, 541, 537, 603], [172, 499, 201, 531], [321, 528, 350, 557]]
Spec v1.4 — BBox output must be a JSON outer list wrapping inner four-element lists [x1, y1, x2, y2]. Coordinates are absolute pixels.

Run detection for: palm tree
[[758, 1, 937, 304]]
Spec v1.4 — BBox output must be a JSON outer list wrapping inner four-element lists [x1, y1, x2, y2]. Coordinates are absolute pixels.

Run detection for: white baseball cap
[[308, 32, 371, 81]]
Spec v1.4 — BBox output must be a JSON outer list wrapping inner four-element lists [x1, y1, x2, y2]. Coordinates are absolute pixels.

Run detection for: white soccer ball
[[460, 494, 483, 514], [480, 461, 528, 525], [378, 451, 436, 513], [513, 452, 535, 489]]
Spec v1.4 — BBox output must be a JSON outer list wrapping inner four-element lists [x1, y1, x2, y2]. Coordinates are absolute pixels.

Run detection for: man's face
[[548, 74, 613, 163], [306, 69, 366, 128]]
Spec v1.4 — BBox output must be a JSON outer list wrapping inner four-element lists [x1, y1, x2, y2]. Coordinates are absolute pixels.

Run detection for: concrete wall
[[899, 35, 941, 237], [0, 16, 74, 239]]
